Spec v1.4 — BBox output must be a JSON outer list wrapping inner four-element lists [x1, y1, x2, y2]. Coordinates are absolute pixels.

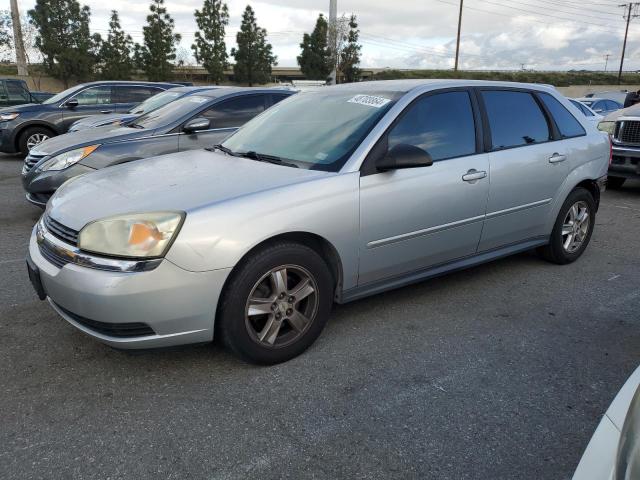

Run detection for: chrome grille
[[38, 240, 72, 269], [23, 152, 46, 173], [42, 214, 79, 246], [618, 120, 640, 144]]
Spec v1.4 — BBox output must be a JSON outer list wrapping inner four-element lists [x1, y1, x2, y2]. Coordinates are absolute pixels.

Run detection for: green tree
[[28, 0, 100, 86], [135, 0, 181, 81], [338, 14, 361, 83], [297, 14, 330, 81], [192, 0, 229, 84], [231, 5, 277, 86], [0, 10, 11, 53], [98, 10, 134, 80]]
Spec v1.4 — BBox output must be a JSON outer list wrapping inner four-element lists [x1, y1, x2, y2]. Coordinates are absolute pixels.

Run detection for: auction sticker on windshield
[[347, 95, 391, 108]]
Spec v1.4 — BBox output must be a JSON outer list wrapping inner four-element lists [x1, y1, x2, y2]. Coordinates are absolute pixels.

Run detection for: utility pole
[[454, 0, 463, 71], [618, 3, 639, 84], [328, 0, 337, 84], [604, 53, 611, 71], [9, 0, 28, 76]]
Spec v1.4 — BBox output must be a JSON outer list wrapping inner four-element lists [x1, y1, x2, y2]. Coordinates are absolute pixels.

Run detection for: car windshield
[[222, 89, 402, 171], [42, 85, 85, 104], [128, 90, 184, 115], [131, 95, 211, 129]]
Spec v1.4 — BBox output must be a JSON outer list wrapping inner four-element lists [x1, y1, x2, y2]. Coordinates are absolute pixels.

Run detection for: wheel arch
[[574, 178, 601, 211], [220, 231, 344, 303], [14, 122, 57, 151]]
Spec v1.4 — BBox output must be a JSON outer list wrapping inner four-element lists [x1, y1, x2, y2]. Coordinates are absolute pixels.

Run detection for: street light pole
[[9, 0, 28, 76]]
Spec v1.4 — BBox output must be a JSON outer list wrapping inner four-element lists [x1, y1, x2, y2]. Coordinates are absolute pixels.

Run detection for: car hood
[[604, 103, 640, 122], [0, 103, 44, 113], [48, 149, 330, 230], [71, 113, 132, 128], [30, 125, 153, 156]]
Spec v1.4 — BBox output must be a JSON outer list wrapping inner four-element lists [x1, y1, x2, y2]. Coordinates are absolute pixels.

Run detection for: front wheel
[[539, 187, 596, 265], [217, 242, 334, 364], [18, 126, 53, 155]]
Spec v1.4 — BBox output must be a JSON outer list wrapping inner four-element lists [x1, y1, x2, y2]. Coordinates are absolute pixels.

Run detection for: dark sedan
[[0, 81, 179, 155], [22, 87, 294, 207], [67, 86, 227, 132]]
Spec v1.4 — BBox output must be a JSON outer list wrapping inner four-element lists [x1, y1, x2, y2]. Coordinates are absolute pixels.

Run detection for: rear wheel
[[607, 176, 626, 190], [18, 127, 54, 155], [539, 187, 596, 265], [217, 242, 334, 364]]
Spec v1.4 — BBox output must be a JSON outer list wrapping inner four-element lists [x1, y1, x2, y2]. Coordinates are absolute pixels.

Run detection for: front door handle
[[100, 110, 112, 114], [549, 153, 567, 163], [462, 169, 487, 182]]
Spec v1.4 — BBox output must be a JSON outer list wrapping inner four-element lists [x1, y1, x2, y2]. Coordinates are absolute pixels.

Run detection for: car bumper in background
[[28, 225, 231, 349], [610, 145, 640, 178], [0, 122, 17, 153], [21, 163, 96, 206]]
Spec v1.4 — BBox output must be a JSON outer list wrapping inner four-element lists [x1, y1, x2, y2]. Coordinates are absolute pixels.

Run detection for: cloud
[[15, 0, 640, 70]]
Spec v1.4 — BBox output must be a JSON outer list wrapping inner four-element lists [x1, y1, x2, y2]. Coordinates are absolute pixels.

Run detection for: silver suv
[[27, 80, 610, 364]]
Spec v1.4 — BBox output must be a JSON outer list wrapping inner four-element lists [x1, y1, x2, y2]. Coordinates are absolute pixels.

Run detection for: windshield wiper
[[128, 123, 144, 129], [239, 151, 299, 168], [207, 144, 237, 155]]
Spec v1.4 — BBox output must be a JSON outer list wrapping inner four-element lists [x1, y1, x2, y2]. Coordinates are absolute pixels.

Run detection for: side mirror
[[65, 98, 78, 109], [376, 143, 434, 171], [183, 117, 210, 133]]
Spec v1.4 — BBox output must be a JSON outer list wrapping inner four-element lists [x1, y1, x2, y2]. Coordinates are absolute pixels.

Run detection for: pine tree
[[98, 11, 134, 80], [28, 0, 100, 86], [338, 15, 361, 83], [192, 0, 229, 84], [136, 0, 181, 82], [231, 6, 277, 86], [297, 14, 331, 81]]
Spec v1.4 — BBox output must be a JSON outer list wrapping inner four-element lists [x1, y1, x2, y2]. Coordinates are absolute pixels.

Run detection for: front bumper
[[610, 145, 640, 179], [0, 121, 17, 153], [21, 163, 95, 205], [28, 225, 231, 349]]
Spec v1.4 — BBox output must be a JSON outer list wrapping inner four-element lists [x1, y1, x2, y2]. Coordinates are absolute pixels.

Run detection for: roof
[[77, 80, 181, 87], [315, 79, 559, 95], [191, 86, 295, 99]]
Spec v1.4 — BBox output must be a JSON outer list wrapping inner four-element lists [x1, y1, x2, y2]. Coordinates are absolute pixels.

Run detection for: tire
[[217, 241, 334, 364], [607, 176, 626, 190], [539, 187, 596, 265], [18, 127, 54, 155]]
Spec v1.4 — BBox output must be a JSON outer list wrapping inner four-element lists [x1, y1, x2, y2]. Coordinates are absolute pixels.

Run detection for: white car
[[573, 366, 640, 479]]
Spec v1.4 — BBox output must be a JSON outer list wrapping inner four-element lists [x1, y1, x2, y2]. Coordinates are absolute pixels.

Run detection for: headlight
[[598, 121, 616, 135], [0, 112, 19, 121], [37, 145, 99, 171], [78, 212, 185, 258]]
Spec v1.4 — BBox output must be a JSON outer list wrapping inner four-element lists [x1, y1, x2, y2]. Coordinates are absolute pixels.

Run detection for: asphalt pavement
[[1, 153, 639, 479]]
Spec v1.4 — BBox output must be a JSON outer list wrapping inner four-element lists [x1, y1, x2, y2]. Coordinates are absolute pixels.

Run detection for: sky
[[7, 0, 640, 71]]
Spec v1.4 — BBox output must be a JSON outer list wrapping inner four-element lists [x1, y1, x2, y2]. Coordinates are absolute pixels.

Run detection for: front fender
[[165, 172, 361, 291]]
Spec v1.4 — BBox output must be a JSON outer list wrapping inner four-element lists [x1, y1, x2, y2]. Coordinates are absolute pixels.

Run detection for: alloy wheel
[[245, 264, 319, 348], [561, 200, 590, 253], [26, 133, 49, 150]]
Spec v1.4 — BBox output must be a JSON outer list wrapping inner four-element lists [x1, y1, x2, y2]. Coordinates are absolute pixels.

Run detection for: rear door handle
[[462, 169, 487, 182], [549, 153, 567, 163], [100, 110, 112, 114]]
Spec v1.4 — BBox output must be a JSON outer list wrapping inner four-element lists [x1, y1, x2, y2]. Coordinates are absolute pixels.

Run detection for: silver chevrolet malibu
[[27, 80, 610, 364]]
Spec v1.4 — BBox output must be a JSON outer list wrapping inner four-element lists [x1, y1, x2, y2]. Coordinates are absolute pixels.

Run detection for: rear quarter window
[[539, 93, 586, 138]]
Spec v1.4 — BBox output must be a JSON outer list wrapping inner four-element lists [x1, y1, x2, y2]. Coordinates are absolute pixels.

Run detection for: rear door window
[[539, 93, 586, 138], [481, 90, 551, 149], [200, 95, 267, 129], [388, 90, 476, 161], [115, 86, 164, 104]]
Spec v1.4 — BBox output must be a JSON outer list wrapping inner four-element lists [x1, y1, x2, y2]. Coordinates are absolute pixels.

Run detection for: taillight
[[609, 137, 613, 166]]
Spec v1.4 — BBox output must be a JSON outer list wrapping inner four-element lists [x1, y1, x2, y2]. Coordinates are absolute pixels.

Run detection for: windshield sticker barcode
[[347, 95, 391, 108]]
